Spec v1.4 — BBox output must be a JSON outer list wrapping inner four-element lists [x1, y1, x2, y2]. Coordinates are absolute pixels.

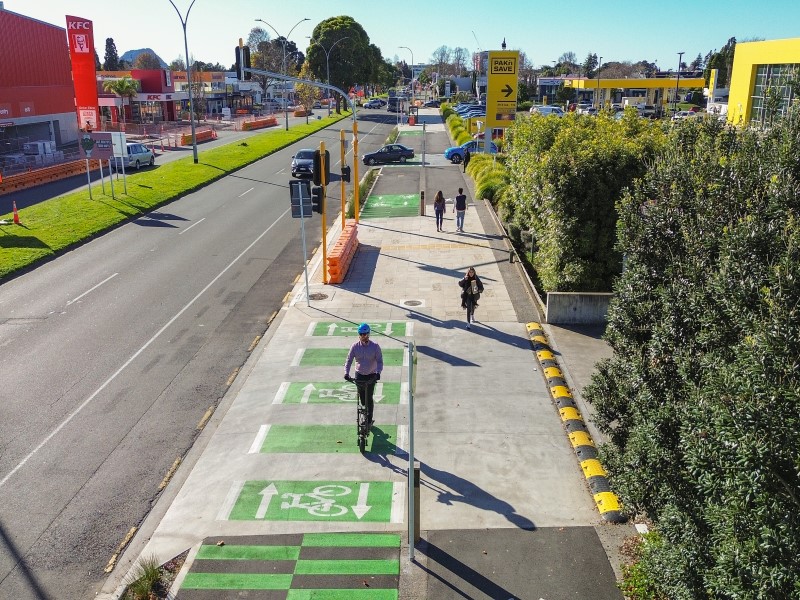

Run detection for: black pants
[[355, 372, 377, 422]]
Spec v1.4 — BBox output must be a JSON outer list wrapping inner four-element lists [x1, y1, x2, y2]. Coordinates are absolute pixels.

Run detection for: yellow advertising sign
[[486, 50, 519, 129]]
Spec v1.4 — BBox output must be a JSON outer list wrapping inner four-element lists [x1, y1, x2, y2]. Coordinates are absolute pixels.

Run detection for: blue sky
[[8, 0, 800, 71]]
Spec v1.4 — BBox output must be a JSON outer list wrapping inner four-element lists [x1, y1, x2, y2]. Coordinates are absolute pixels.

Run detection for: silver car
[[112, 142, 154, 171]]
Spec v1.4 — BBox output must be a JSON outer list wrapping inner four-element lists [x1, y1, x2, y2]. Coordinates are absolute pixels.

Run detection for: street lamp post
[[309, 36, 350, 116], [168, 0, 198, 164], [255, 17, 310, 130], [675, 51, 685, 113], [399, 46, 414, 99]]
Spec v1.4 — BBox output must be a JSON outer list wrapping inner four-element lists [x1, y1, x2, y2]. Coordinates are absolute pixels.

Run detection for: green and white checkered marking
[[306, 321, 413, 337], [273, 381, 405, 404], [248, 424, 405, 455], [218, 480, 405, 523], [292, 348, 406, 367]]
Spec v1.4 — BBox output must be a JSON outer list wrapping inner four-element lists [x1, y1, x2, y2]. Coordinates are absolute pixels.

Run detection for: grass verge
[[0, 112, 351, 280]]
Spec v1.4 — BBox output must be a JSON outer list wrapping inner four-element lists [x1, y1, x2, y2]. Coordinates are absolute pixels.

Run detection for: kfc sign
[[67, 20, 92, 29], [66, 16, 99, 129]]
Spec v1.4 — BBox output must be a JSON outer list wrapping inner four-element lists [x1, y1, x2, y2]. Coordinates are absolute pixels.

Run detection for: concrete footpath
[[101, 115, 630, 599]]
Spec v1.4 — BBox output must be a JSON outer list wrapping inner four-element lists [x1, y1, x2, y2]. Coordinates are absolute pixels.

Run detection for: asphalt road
[[0, 110, 398, 598]]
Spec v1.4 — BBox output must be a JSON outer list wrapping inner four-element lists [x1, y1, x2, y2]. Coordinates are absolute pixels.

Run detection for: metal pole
[[340, 128, 346, 229], [168, 0, 198, 164], [407, 341, 415, 561], [675, 51, 685, 113], [320, 140, 328, 284], [300, 190, 310, 307]]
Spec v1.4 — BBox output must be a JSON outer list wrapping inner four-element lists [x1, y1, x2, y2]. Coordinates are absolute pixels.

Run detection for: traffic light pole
[[319, 140, 328, 284]]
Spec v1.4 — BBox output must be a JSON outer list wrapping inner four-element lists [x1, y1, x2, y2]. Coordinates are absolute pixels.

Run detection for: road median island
[[0, 112, 352, 280]]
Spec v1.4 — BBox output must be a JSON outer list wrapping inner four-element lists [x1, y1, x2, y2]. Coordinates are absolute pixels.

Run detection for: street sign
[[486, 50, 520, 130], [290, 179, 312, 218]]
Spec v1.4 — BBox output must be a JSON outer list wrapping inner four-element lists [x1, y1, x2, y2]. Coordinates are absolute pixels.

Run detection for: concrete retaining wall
[[545, 292, 612, 325]]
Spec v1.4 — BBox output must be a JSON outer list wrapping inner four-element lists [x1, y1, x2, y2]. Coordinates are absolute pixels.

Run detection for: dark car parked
[[291, 149, 315, 178], [362, 144, 414, 166], [423, 99, 440, 108]]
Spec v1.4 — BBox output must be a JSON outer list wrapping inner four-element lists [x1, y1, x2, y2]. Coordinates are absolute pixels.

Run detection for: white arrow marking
[[351, 483, 371, 519], [374, 382, 384, 403], [257, 483, 278, 519], [327, 323, 338, 336], [384, 322, 393, 336], [301, 383, 316, 403]]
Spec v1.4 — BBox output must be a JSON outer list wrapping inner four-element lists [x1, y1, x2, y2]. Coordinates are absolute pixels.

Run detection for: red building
[[0, 5, 79, 155], [98, 69, 187, 125]]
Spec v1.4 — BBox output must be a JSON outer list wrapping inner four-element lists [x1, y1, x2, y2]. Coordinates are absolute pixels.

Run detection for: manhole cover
[[309, 293, 328, 300], [404, 300, 422, 306]]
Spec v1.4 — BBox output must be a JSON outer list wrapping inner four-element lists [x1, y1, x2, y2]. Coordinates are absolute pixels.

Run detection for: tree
[[94, 49, 102, 71], [294, 62, 320, 114], [431, 46, 452, 78], [582, 52, 599, 78], [104, 37, 119, 71], [306, 16, 373, 112], [133, 52, 162, 70], [170, 57, 186, 71], [102, 75, 139, 124], [586, 111, 800, 598], [451, 47, 469, 76]]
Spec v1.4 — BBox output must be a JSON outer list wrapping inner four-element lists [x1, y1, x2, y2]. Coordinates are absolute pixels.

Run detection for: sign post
[[485, 50, 519, 152], [290, 179, 313, 306]]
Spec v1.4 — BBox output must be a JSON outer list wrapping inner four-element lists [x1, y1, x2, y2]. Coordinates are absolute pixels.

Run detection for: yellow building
[[727, 37, 800, 125], [564, 76, 705, 110]]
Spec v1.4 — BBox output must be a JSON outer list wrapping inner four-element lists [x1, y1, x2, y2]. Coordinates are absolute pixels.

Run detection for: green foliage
[[501, 112, 666, 292], [124, 554, 161, 599], [586, 110, 800, 598], [469, 154, 509, 203]]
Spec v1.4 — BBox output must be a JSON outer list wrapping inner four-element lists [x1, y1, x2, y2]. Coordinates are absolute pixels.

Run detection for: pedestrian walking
[[453, 187, 467, 232], [459, 267, 484, 329], [344, 323, 383, 426], [433, 190, 446, 232], [462, 148, 471, 173]]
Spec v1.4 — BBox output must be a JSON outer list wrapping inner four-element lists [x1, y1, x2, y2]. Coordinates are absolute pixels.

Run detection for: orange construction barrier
[[326, 222, 359, 284], [241, 116, 278, 131]]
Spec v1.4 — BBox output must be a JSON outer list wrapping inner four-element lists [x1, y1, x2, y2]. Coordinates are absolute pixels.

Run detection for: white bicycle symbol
[[319, 384, 358, 402], [281, 484, 352, 517]]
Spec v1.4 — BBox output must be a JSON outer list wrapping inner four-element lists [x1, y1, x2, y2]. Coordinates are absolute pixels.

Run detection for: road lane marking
[[0, 209, 290, 489], [178, 217, 205, 235], [66, 272, 118, 306]]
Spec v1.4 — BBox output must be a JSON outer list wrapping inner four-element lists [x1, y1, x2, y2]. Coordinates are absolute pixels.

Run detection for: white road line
[[290, 348, 304, 367], [178, 217, 205, 235], [0, 209, 290, 489], [217, 480, 245, 520], [273, 381, 290, 404], [239, 187, 254, 197], [305, 322, 316, 337], [391, 481, 405, 523], [400, 382, 409, 404], [249, 425, 270, 454], [396, 426, 407, 454], [66, 273, 118, 306]]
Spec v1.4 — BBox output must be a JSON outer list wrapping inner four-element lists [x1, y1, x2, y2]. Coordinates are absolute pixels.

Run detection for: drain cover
[[309, 293, 328, 300], [404, 300, 422, 306]]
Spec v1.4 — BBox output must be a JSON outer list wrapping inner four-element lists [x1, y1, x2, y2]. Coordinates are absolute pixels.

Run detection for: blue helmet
[[358, 323, 371, 335]]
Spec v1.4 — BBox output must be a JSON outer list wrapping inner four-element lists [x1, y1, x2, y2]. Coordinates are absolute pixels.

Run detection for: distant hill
[[120, 48, 168, 69]]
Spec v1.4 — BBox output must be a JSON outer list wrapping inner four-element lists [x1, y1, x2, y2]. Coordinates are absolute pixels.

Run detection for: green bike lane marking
[[178, 533, 400, 598], [218, 480, 405, 523], [306, 321, 413, 337], [292, 348, 405, 367], [360, 194, 419, 219], [272, 381, 403, 404], [249, 424, 403, 455]]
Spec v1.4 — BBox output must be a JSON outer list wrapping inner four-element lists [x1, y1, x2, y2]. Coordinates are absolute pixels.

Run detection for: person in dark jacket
[[463, 148, 471, 172], [458, 267, 484, 329]]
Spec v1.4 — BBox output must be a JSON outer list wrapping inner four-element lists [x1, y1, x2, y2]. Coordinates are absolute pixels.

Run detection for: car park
[[575, 103, 593, 114], [111, 142, 154, 172], [291, 149, 315, 178], [636, 104, 658, 118], [443, 140, 498, 164], [530, 105, 564, 117], [363, 98, 383, 109], [423, 99, 440, 108], [362, 143, 414, 166], [672, 110, 702, 122]]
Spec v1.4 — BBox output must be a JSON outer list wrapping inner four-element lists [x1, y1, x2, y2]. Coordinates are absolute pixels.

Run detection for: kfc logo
[[68, 21, 91, 29], [72, 34, 90, 53]]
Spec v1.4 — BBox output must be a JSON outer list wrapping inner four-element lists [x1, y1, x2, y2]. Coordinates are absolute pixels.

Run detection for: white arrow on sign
[[256, 483, 278, 519], [301, 383, 317, 403], [327, 323, 338, 336], [351, 482, 371, 519]]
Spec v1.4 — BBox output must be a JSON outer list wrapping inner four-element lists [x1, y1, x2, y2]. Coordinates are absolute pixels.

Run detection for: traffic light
[[313, 149, 330, 186], [341, 165, 351, 183], [235, 45, 251, 81], [311, 185, 324, 214]]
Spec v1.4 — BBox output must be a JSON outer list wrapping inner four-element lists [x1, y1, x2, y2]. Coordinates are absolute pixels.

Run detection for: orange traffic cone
[[12, 200, 20, 224]]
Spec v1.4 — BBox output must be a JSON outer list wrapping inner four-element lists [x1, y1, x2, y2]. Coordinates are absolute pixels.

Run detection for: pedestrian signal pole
[[340, 129, 346, 229], [353, 121, 360, 222], [319, 141, 328, 283]]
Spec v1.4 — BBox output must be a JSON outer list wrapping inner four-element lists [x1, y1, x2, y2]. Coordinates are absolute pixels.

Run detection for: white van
[[530, 105, 564, 117]]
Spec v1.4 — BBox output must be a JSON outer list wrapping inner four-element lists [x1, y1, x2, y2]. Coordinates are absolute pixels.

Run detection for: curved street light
[[255, 17, 310, 130], [309, 36, 350, 116], [168, 0, 198, 163], [399, 45, 414, 95]]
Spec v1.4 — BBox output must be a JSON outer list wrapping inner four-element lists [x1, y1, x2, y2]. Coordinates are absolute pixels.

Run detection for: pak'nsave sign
[[486, 51, 520, 130]]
